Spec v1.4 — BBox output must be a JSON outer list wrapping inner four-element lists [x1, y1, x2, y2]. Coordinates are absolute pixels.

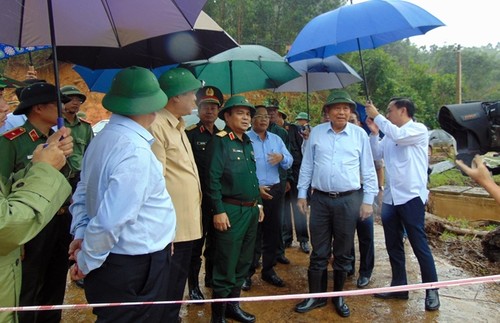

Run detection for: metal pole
[[455, 45, 462, 104], [47, 0, 64, 129]]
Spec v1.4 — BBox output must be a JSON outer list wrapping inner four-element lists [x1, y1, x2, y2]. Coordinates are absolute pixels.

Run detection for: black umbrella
[[55, 12, 239, 69]]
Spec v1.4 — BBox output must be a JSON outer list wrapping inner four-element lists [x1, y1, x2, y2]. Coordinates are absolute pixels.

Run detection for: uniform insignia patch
[[79, 118, 92, 124], [3, 127, 26, 140], [28, 129, 39, 142], [216, 130, 227, 137], [228, 132, 235, 140], [186, 124, 197, 131], [200, 125, 205, 133]]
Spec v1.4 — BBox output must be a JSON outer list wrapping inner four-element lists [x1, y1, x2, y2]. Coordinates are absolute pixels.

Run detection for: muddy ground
[[60, 222, 499, 323]]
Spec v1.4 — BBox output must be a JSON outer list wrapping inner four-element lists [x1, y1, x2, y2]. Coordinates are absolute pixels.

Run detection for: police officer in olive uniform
[[0, 82, 73, 323], [60, 85, 93, 189], [185, 85, 224, 300], [206, 95, 263, 323]]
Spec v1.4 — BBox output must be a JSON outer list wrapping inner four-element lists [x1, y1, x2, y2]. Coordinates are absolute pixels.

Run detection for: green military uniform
[[206, 126, 261, 298], [0, 163, 71, 323], [0, 121, 54, 181], [63, 115, 93, 189]]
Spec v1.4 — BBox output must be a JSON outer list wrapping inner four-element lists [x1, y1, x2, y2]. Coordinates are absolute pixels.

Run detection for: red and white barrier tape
[[1, 274, 498, 312]]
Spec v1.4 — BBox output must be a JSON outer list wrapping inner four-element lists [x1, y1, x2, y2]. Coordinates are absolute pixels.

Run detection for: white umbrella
[[275, 55, 362, 115]]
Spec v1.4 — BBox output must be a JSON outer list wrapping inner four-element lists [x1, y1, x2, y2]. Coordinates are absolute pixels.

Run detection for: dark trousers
[[381, 197, 438, 286], [283, 181, 309, 244], [350, 214, 375, 277], [213, 204, 259, 297], [249, 184, 284, 277], [260, 184, 284, 276], [309, 190, 361, 272], [19, 211, 72, 323], [84, 246, 171, 323], [164, 240, 194, 321], [190, 198, 213, 285]]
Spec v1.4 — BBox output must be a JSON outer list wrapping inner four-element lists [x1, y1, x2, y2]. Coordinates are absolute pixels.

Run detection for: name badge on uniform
[[232, 149, 243, 153]]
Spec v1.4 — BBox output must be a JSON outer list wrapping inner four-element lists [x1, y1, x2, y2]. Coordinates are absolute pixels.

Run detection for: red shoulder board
[[28, 129, 40, 142], [3, 127, 26, 140], [200, 125, 205, 133], [79, 118, 92, 124]]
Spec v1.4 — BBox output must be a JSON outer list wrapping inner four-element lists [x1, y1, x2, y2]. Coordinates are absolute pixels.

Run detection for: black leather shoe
[[425, 289, 440, 311], [356, 276, 370, 288], [347, 269, 355, 277], [295, 298, 327, 313], [241, 277, 252, 291], [261, 274, 285, 287], [332, 297, 350, 317], [226, 302, 255, 323], [374, 291, 409, 300], [189, 286, 204, 301], [276, 255, 290, 264], [300, 241, 310, 254]]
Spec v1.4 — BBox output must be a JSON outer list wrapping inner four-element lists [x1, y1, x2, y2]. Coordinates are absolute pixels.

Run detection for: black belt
[[315, 189, 356, 199], [222, 197, 258, 207]]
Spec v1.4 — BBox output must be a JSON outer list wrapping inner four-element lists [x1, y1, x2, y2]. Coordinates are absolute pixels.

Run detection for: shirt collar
[[109, 114, 154, 145]]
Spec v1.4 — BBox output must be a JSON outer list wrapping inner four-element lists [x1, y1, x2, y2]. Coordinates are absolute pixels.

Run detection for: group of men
[[0, 65, 440, 323]]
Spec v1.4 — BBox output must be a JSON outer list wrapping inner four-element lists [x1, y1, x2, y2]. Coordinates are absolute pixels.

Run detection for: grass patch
[[440, 230, 457, 241], [428, 168, 475, 188]]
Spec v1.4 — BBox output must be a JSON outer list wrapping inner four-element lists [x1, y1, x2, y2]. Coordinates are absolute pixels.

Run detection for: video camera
[[438, 100, 500, 174]]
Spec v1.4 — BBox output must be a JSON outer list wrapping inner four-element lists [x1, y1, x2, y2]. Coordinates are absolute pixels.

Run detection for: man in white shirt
[[365, 97, 440, 312]]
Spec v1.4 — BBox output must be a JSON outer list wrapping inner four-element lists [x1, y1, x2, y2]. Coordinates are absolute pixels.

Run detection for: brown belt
[[222, 197, 258, 207]]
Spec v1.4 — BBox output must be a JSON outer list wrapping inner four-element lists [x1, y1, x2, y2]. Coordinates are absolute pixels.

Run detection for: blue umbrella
[[286, 0, 444, 99], [73, 65, 178, 93]]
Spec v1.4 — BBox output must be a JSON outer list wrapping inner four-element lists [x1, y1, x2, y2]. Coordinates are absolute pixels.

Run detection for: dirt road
[[61, 223, 499, 322]]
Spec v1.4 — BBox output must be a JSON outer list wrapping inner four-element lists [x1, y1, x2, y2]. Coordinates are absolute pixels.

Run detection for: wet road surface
[[61, 223, 500, 322]]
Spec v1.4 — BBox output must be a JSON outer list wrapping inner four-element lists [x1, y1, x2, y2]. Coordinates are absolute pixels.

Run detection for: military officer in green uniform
[[206, 95, 263, 323], [60, 85, 93, 190], [0, 128, 73, 323], [185, 85, 224, 300], [0, 82, 74, 323]]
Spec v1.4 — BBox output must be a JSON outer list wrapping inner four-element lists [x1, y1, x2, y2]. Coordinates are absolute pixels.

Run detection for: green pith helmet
[[324, 89, 356, 109], [60, 85, 87, 103], [218, 95, 256, 121], [295, 112, 310, 121], [102, 66, 168, 116], [158, 67, 203, 98], [264, 98, 279, 108]]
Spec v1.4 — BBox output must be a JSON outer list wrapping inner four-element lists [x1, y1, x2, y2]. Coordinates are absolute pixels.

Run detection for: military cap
[[102, 66, 168, 116], [196, 85, 224, 107], [324, 89, 356, 109], [265, 98, 280, 108], [218, 95, 256, 121], [295, 112, 310, 121], [158, 67, 203, 98], [61, 85, 87, 103], [14, 82, 70, 115]]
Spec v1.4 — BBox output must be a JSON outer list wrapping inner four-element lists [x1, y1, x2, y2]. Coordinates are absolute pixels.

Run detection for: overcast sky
[[351, 0, 499, 48]]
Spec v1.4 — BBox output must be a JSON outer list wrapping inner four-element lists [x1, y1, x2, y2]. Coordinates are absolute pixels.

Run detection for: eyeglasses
[[254, 115, 270, 120]]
